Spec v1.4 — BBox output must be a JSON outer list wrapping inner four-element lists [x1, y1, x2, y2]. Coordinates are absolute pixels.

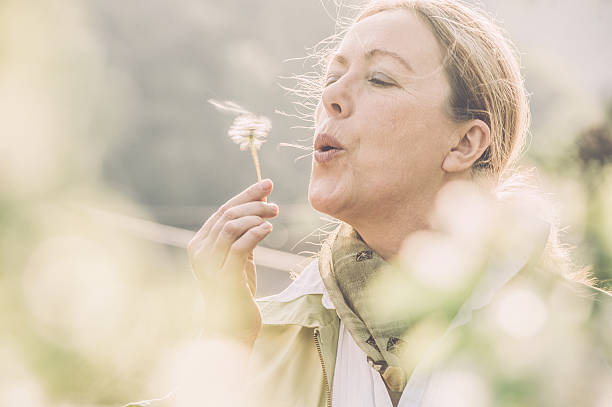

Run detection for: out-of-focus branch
[[74, 204, 310, 274]]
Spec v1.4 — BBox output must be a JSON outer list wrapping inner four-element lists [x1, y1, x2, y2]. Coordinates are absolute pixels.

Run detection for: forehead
[[333, 9, 445, 75]]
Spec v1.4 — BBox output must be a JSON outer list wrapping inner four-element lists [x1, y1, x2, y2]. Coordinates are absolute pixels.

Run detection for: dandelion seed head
[[228, 114, 271, 151], [208, 98, 271, 151]]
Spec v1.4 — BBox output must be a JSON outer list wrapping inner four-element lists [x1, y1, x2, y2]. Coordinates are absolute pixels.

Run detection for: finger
[[207, 201, 279, 245], [209, 216, 267, 270], [191, 179, 273, 243], [187, 198, 277, 275], [232, 201, 279, 219], [224, 178, 273, 208], [223, 222, 273, 281]]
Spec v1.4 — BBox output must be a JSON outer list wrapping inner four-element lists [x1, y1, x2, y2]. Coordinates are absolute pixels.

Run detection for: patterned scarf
[[318, 213, 551, 397], [318, 222, 410, 393]]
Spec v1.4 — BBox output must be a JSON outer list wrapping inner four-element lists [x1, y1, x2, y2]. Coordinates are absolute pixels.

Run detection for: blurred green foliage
[[573, 105, 612, 288]]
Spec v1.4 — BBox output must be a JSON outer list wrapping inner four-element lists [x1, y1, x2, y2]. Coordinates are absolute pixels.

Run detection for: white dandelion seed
[[208, 99, 271, 182]]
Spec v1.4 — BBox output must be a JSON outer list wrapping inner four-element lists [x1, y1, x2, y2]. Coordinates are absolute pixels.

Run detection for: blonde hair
[[288, 0, 594, 285]]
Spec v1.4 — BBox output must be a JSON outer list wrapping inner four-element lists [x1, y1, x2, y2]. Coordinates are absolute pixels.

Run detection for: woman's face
[[308, 9, 461, 224]]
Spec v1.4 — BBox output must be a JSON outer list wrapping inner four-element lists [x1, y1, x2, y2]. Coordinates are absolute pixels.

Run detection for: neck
[[337, 174, 469, 261], [344, 200, 433, 262]]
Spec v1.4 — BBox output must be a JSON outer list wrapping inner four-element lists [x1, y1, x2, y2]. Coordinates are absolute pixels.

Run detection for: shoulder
[[426, 270, 611, 404], [465, 268, 611, 363]]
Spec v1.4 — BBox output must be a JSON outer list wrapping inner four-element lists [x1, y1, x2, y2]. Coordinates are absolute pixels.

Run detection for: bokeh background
[[1, 0, 611, 406]]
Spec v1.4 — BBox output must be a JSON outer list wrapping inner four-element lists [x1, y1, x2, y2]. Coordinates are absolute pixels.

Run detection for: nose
[[320, 76, 353, 119]]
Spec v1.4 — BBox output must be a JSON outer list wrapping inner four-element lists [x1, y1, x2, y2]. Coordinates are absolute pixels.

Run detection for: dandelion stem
[[249, 134, 262, 182]]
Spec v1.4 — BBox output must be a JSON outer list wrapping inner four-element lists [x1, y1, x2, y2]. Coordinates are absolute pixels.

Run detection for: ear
[[442, 120, 491, 173]]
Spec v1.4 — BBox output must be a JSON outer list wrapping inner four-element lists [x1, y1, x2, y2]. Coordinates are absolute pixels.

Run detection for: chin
[[307, 176, 345, 218]]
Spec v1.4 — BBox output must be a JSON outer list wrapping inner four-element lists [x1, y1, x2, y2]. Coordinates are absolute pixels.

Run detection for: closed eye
[[369, 77, 394, 87], [369, 72, 397, 87], [323, 73, 397, 88]]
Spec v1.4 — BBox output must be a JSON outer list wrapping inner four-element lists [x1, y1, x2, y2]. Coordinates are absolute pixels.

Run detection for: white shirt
[[332, 320, 396, 407]]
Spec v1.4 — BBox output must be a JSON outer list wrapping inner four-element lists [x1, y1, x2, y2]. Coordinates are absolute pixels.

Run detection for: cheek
[[363, 103, 421, 156], [361, 104, 451, 176]]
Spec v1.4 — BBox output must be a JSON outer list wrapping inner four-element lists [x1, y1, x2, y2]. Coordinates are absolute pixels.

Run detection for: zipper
[[313, 327, 332, 407]]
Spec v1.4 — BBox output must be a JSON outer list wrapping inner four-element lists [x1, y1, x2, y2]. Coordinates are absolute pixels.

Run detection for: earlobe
[[442, 120, 491, 173], [441, 150, 462, 173]]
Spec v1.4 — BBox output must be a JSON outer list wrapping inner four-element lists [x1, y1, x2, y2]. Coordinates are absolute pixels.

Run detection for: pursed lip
[[314, 133, 345, 152]]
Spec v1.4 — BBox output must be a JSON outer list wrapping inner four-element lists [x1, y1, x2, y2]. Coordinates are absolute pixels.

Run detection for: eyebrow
[[329, 48, 414, 73]]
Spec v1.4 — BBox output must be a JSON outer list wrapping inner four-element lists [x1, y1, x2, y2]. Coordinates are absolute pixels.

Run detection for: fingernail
[[268, 203, 279, 212], [260, 179, 272, 190], [263, 221, 273, 231]]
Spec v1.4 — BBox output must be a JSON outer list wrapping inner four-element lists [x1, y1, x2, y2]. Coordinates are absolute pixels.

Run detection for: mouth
[[314, 148, 344, 164], [314, 133, 345, 164], [314, 133, 345, 152]]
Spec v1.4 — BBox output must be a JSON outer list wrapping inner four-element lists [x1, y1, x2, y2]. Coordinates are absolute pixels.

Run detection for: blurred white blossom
[[494, 287, 548, 339]]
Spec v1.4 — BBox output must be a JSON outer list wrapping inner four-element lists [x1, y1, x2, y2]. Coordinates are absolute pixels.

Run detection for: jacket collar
[[257, 260, 336, 327], [258, 216, 551, 332], [257, 259, 330, 305]]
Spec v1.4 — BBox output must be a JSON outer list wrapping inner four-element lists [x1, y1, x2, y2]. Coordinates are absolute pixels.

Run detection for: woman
[[163, 1, 611, 406]]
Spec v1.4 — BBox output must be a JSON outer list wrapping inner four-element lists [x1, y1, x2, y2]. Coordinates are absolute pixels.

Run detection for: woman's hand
[[187, 179, 279, 348]]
